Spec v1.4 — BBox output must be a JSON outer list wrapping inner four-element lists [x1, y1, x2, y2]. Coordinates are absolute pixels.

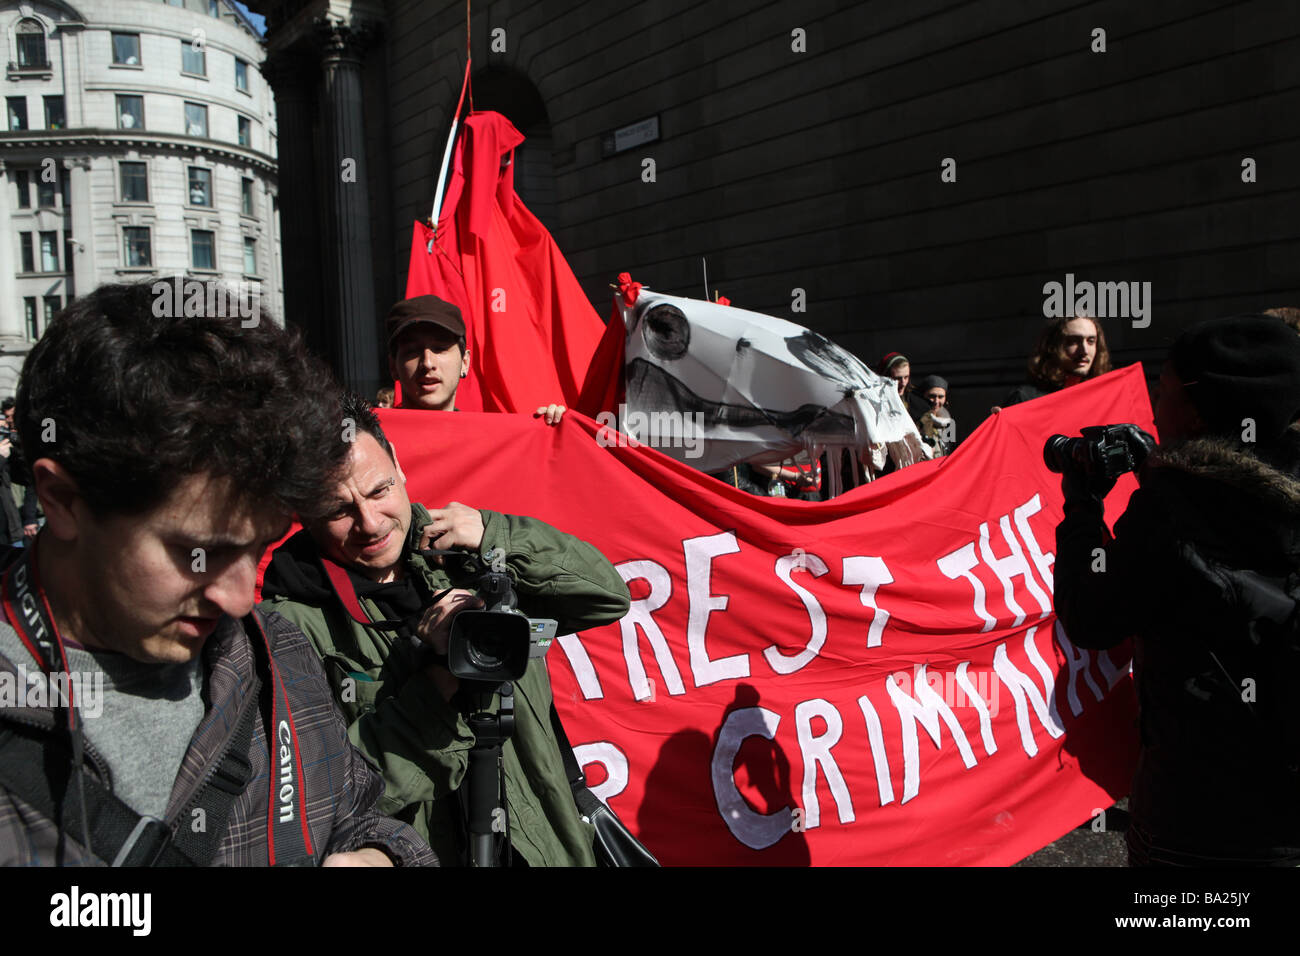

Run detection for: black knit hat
[[1170, 314, 1300, 443]]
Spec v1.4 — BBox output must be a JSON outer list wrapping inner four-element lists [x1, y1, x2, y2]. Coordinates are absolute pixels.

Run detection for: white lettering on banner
[[615, 559, 685, 701], [794, 698, 854, 828], [1097, 644, 1132, 690], [711, 706, 793, 849], [841, 555, 894, 648], [937, 494, 1054, 632], [573, 741, 629, 806], [763, 551, 830, 674], [937, 542, 996, 632], [557, 633, 604, 700], [855, 694, 896, 806], [684, 532, 750, 687], [978, 514, 1052, 627], [1055, 620, 1104, 716], [954, 662, 998, 756], [993, 629, 1065, 758], [1012, 495, 1056, 591], [886, 665, 978, 804]]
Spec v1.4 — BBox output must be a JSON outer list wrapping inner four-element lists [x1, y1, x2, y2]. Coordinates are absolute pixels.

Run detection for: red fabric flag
[[259, 366, 1152, 865], [404, 111, 605, 413]]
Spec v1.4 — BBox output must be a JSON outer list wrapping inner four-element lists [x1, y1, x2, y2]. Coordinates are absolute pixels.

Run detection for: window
[[208, 0, 221, 16], [241, 177, 254, 216], [182, 41, 206, 76], [237, 115, 251, 147], [37, 172, 56, 208], [39, 231, 58, 272], [235, 58, 249, 92], [15, 171, 30, 209], [188, 167, 212, 206], [7, 97, 27, 131], [44, 95, 65, 130], [16, 19, 47, 69], [124, 227, 151, 267], [24, 298, 38, 340], [19, 233, 34, 273], [243, 237, 257, 275], [43, 296, 61, 326], [184, 102, 208, 138], [120, 161, 148, 202], [60, 173, 70, 209], [117, 94, 144, 130], [112, 33, 141, 66], [192, 230, 216, 270]]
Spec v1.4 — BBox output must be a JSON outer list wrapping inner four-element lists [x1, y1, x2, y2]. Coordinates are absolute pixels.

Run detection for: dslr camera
[[419, 549, 557, 683], [1043, 424, 1154, 481]]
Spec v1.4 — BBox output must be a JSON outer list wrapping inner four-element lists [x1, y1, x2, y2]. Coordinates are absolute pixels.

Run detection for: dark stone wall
[[356, 0, 1299, 429]]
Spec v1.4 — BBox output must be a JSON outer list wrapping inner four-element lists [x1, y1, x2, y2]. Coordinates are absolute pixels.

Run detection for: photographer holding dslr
[[261, 394, 632, 866], [1052, 314, 1300, 867]]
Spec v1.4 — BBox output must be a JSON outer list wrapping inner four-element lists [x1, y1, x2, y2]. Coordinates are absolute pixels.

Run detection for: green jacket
[[260, 504, 631, 866]]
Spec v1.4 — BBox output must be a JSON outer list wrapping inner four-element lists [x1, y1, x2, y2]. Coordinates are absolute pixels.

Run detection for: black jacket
[[1055, 435, 1300, 864]]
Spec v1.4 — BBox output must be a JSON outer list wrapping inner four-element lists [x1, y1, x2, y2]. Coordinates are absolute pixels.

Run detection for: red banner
[[358, 364, 1152, 865]]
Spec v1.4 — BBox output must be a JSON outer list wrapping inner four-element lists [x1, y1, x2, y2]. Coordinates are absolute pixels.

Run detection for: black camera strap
[[316, 552, 454, 632]]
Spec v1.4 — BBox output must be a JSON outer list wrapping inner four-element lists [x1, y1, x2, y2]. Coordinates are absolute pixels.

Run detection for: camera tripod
[[465, 680, 514, 867]]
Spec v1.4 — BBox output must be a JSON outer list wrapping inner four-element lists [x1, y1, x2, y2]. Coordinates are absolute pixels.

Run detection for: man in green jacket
[[260, 394, 630, 865]]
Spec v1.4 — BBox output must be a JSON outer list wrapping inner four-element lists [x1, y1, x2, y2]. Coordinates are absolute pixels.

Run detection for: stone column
[[260, 50, 323, 346], [0, 161, 20, 340], [316, 18, 382, 397], [63, 156, 94, 299]]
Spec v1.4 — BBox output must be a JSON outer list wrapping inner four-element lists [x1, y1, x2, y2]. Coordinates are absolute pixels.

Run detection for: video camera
[[1043, 424, 1155, 481], [417, 549, 557, 683]]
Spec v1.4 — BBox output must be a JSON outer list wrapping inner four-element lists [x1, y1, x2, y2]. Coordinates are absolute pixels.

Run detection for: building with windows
[[0, 0, 280, 394]]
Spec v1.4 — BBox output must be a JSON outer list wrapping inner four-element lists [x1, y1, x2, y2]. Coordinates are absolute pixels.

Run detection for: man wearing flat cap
[[1053, 314, 1300, 867], [387, 295, 470, 412], [384, 295, 566, 423]]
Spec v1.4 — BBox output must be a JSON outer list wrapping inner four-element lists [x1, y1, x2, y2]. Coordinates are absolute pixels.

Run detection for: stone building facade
[[0, 0, 280, 394]]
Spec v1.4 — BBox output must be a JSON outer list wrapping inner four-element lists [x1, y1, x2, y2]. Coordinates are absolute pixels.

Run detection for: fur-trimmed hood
[[1142, 435, 1300, 563], [1148, 436, 1300, 517]]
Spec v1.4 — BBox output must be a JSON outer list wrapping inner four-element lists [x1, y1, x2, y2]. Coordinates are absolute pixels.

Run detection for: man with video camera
[[260, 394, 632, 865], [1052, 314, 1300, 866]]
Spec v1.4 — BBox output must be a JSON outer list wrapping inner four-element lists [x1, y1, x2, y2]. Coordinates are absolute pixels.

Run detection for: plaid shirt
[[0, 608, 436, 867]]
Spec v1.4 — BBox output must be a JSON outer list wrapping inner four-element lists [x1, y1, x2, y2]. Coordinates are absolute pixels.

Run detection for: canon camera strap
[[243, 610, 316, 866]]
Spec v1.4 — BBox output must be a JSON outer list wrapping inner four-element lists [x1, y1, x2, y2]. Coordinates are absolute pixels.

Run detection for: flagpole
[[430, 58, 472, 245]]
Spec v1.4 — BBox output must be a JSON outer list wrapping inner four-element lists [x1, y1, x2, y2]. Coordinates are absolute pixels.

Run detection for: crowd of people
[[0, 280, 1296, 870]]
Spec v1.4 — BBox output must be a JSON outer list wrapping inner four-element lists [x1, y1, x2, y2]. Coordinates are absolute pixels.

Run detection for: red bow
[[616, 272, 642, 306]]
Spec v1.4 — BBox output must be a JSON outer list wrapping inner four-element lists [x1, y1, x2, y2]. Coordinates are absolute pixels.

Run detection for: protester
[[0, 398, 37, 541], [715, 458, 821, 499], [1053, 314, 1300, 866], [0, 281, 435, 867], [999, 315, 1112, 409], [388, 295, 469, 412], [916, 375, 957, 456], [878, 352, 930, 422], [386, 294, 567, 425], [260, 393, 631, 866], [374, 387, 395, 408]]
